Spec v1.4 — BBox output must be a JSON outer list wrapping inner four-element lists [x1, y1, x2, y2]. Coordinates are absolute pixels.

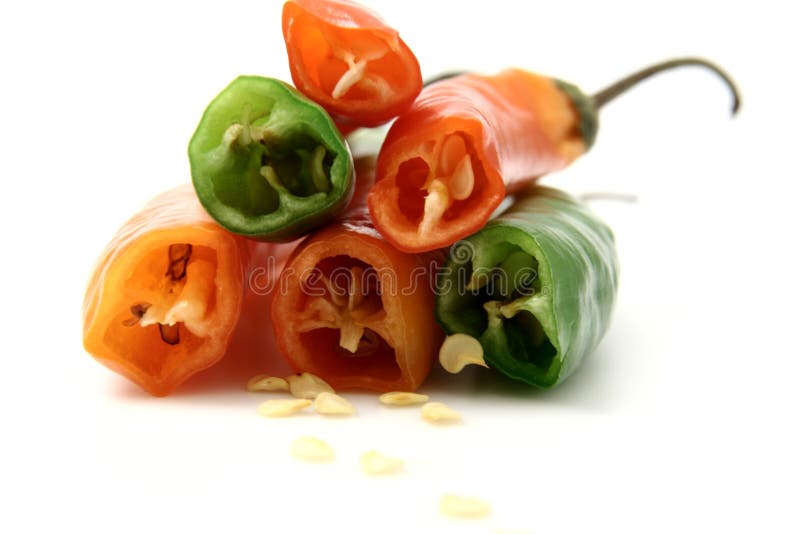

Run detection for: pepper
[[369, 58, 739, 253], [271, 158, 443, 391], [435, 185, 619, 388], [282, 0, 422, 132], [82, 185, 295, 396], [188, 75, 354, 241]]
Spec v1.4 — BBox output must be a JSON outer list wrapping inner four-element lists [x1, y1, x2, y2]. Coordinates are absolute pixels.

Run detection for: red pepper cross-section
[[282, 0, 422, 132]]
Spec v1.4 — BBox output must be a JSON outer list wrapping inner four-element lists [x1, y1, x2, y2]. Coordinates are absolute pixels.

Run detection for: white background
[[1, 1, 798, 532]]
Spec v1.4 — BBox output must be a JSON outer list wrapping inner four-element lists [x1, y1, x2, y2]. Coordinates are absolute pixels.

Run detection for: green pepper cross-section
[[435, 186, 619, 388], [189, 76, 354, 241]]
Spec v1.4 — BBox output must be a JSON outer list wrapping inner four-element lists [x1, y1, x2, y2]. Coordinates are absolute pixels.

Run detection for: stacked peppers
[[82, 0, 739, 395]]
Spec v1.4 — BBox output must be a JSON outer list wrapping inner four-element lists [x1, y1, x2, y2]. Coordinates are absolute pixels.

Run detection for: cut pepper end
[[287, 256, 403, 387], [282, 0, 422, 126], [271, 229, 438, 392], [371, 131, 502, 253], [189, 76, 353, 240], [85, 233, 241, 396], [433, 198, 616, 390]]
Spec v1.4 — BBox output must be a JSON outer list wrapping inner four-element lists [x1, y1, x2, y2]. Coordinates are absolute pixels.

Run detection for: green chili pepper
[[435, 186, 619, 388], [188, 76, 354, 240]]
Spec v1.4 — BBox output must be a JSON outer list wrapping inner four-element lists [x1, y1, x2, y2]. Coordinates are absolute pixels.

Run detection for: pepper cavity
[[282, 0, 422, 131], [305, 261, 387, 354], [418, 134, 477, 235], [442, 241, 557, 372], [330, 47, 392, 101], [221, 103, 335, 200], [285, 1, 398, 103], [392, 132, 481, 236], [121, 243, 215, 346], [279, 254, 404, 385]]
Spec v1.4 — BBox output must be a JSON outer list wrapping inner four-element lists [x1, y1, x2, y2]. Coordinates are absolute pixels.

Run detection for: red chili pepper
[[368, 59, 740, 253], [271, 159, 443, 392], [282, 0, 422, 132], [367, 69, 584, 253]]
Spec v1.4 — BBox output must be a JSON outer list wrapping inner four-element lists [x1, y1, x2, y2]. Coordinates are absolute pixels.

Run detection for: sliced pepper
[[369, 58, 740, 253], [189, 75, 354, 241], [82, 185, 295, 396], [271, 159, 443, 391], [435, 186, 619, 388], [368, 69, 584, 253], [282, 0, 422, 132]]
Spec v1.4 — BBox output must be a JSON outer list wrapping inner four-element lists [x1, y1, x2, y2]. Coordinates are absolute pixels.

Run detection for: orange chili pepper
[[271, 159, 443, 391], [82, 185, 294, 396], [282, 0, 422, 132], [368, 59, 740, 253]]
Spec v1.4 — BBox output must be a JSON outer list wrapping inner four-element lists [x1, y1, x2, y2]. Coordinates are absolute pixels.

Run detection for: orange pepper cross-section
[[368, 69, 587, 253], [271, 160, 443, 392], [282, 0, 422, 132], [82, 185, 294, 396]]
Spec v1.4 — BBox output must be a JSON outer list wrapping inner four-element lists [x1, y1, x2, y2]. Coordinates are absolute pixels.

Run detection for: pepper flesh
[[271, 159, 442, 391], [282, 0, 422, 132], [435, 186, 618, 388], [82, 185, 295, 396], [369, 69, 586, 253], [189, 76, 354, 241]]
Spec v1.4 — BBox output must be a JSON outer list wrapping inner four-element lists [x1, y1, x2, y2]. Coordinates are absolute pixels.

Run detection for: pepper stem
[[592, 57, 740, 115]]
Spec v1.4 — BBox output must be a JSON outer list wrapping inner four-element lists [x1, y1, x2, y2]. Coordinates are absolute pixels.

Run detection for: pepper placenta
[[82, 185, 295, 396], [271, 159, 443, 392], [282, 0, 422, 132], [369, 58, 740, 253], [435, 186, 619, 388], [189, 75, 354, 241]]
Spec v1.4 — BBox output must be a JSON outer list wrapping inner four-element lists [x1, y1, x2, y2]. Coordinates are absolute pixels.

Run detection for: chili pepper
[[369, 58, 739, 253], [189, 75, 354, 241], [282, 0, 422, 132], [435, 185, 619, 388], [271, 158, 443, 392], [82, 185, 295, 396]]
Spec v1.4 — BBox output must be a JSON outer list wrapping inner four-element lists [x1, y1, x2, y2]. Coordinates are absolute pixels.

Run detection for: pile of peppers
[[82, 0, 739, 396]]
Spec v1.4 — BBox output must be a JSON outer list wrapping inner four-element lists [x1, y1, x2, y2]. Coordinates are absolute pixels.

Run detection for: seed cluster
[[249, 372, 488, 521]]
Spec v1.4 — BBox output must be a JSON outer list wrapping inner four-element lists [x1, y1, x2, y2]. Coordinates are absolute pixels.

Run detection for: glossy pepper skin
[[369, 69, 592, 253], [189, 76, 354, 241], [282, 0, 422, 132], [82, 185, 296, 396], [271, 159, 443, 392], [435, 186, 618, 388]]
